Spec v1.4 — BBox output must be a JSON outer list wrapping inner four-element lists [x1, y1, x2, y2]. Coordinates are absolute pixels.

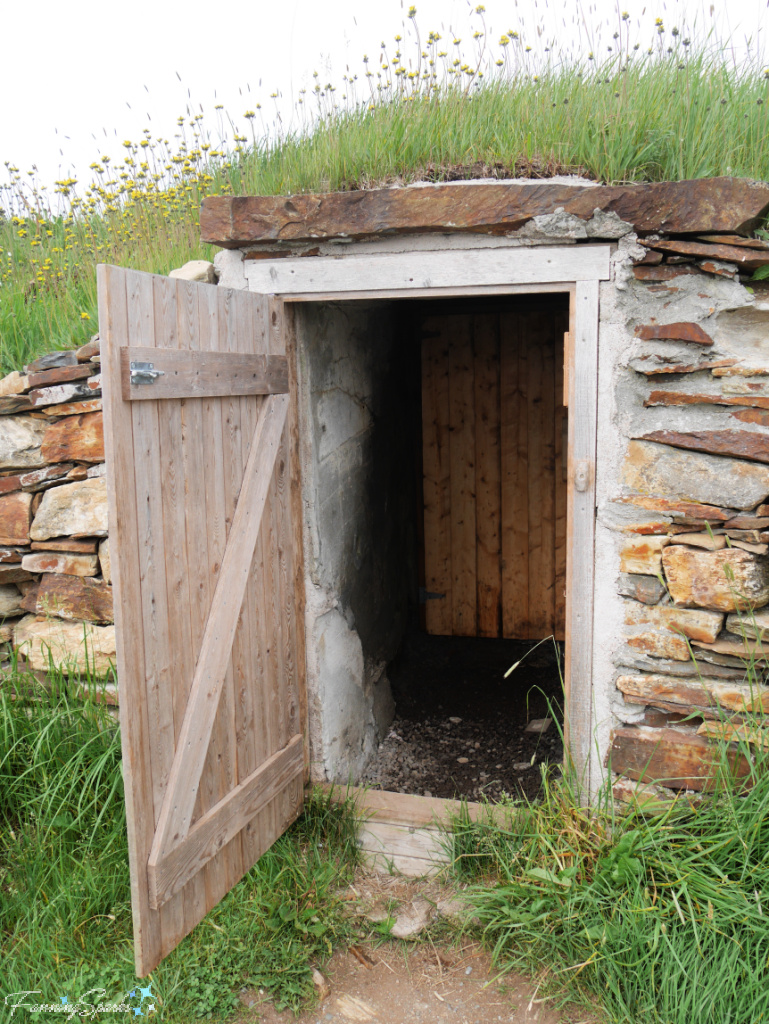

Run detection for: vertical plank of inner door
[[565, 281, 599, 793], [500, 312, 529, 637], [99, 266, 162, 972], [527, 312, 556, 637], [447, 315, 477, 636], [421, 319, 452, 635], [554, 315, 568, 641], [473, 314, 501, 637]]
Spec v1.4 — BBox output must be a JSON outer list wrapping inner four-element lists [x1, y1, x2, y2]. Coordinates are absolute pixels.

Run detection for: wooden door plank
[[150, 393, 289, 861], [149, 274, 200, 951], [98, 266, 162, 975], [421, 319, 452, 635], [448, 315, 476, 636], [149, 734, 304, 908], [120, 347, 289, 399], [554, 318, 567, 641], [565, 281, 599, 792], [527, 312, 556, 637], [501, 311, 529, 638], [473, 314, 501, 637]]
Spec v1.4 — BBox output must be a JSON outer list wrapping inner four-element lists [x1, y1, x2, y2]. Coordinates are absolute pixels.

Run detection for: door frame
[[249, 244, 609, 793]]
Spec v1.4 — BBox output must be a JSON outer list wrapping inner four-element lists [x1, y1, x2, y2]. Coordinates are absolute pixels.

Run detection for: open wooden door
[[97, 265, 306, 976]]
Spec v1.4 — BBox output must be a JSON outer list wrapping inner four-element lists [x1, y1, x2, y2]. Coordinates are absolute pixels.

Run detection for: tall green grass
[[451, 714, 769, 1024], [0, 665, 360, 1022], [2, 20, 768, 372]]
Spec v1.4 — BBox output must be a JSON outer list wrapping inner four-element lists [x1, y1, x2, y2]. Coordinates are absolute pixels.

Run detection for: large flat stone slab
[[623, 600, 723, 642], [641, 430, 769, 465], [201, 177, 769, 247], [30, 478, 108, 540], [14, 614, 116, 676], [623, 441, 769, 511], [0, 491, 32, 546], [662, 545, 769, 612], [0, 416, 48, 470]]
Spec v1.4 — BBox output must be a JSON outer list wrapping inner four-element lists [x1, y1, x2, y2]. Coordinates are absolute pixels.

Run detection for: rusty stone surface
[[662, 546, 769, 612], [617, 573, 667, 605], [630, 358, 737, 376], [699, 261, 738, 279], [724, 515, 769, 530], [0, 566, 34, 584], [0, 395, 35, 416], [641, 429, 769, 465], [624, 441, 769, 510], [41, 412, 104, 464], [35, 573, 113, 624], [645, 391, 769, 411], [624, 600, 723, 642], [731, 410, 769, 430], [19, 464, 75, 492], [0, 475, 22, 496], [636, 322, 714, 346], [620, 495, 731, 521], [14, 614, 116, 676], [0, 491, 32, 546], [40, 399, 103, 418], [643, 238, 769, 270], [609, 725, 750, 791], [633, 265, 702, 282], [0, 584, 23, 617], [21, 551, 99, 576], [617, 674, 769, 714], [619, 536, 669, 575], [0, 547, 25, 564], [697, 234, 769, 250], [628, 631, 692, 660], [27, 364, 95, 390], [200, 178, 769, 247], [31, 538, 99, 554]]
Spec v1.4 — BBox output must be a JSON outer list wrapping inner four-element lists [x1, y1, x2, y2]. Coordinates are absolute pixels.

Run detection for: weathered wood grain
[[120, 346, 288, 400]]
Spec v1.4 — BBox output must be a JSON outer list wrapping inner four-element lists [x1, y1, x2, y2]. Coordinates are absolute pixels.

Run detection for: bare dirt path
[[235, 873, 600, 1024]]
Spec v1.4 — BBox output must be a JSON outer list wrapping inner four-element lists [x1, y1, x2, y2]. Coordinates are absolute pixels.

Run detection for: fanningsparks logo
[[4, 984, 157, 1018]]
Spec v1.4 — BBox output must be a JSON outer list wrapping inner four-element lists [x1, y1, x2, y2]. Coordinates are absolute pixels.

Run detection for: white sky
[[2, 0, 767, 191]]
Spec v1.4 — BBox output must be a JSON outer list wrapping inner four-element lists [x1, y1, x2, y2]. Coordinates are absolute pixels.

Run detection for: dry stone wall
[[0, 338, 116, 694], [605, 243, 769, 806]]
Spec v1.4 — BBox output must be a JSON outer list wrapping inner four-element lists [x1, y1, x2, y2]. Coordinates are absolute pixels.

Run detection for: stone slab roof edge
[[200, 176, 769, 248]]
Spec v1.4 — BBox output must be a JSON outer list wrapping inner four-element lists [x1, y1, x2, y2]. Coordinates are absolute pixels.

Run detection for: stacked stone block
[[0, 337, 116, 691]]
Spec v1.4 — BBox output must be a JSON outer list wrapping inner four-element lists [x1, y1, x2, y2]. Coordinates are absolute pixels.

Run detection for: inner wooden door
[[421, 300, 568, 641]]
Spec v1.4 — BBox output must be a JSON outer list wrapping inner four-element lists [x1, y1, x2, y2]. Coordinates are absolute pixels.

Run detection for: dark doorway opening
[[361, 292, 570, 802]]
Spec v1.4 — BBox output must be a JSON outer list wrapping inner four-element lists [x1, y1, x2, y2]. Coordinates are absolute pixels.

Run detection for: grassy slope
[[0, 671, 360, 1021], [2, 51, 768, 371]]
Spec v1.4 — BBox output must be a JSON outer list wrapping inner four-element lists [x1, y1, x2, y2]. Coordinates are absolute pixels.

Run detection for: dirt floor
[[237, 873, 597, 1024], [360, 633, 564, 802]]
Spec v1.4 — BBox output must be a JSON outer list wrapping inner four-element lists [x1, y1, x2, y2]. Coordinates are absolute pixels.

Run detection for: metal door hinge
[[130, 361, 165, 386], [419, 587, 446, 603]]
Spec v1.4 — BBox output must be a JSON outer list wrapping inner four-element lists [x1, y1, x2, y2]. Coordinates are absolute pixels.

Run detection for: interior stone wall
[[294, 301, 418, 782]]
